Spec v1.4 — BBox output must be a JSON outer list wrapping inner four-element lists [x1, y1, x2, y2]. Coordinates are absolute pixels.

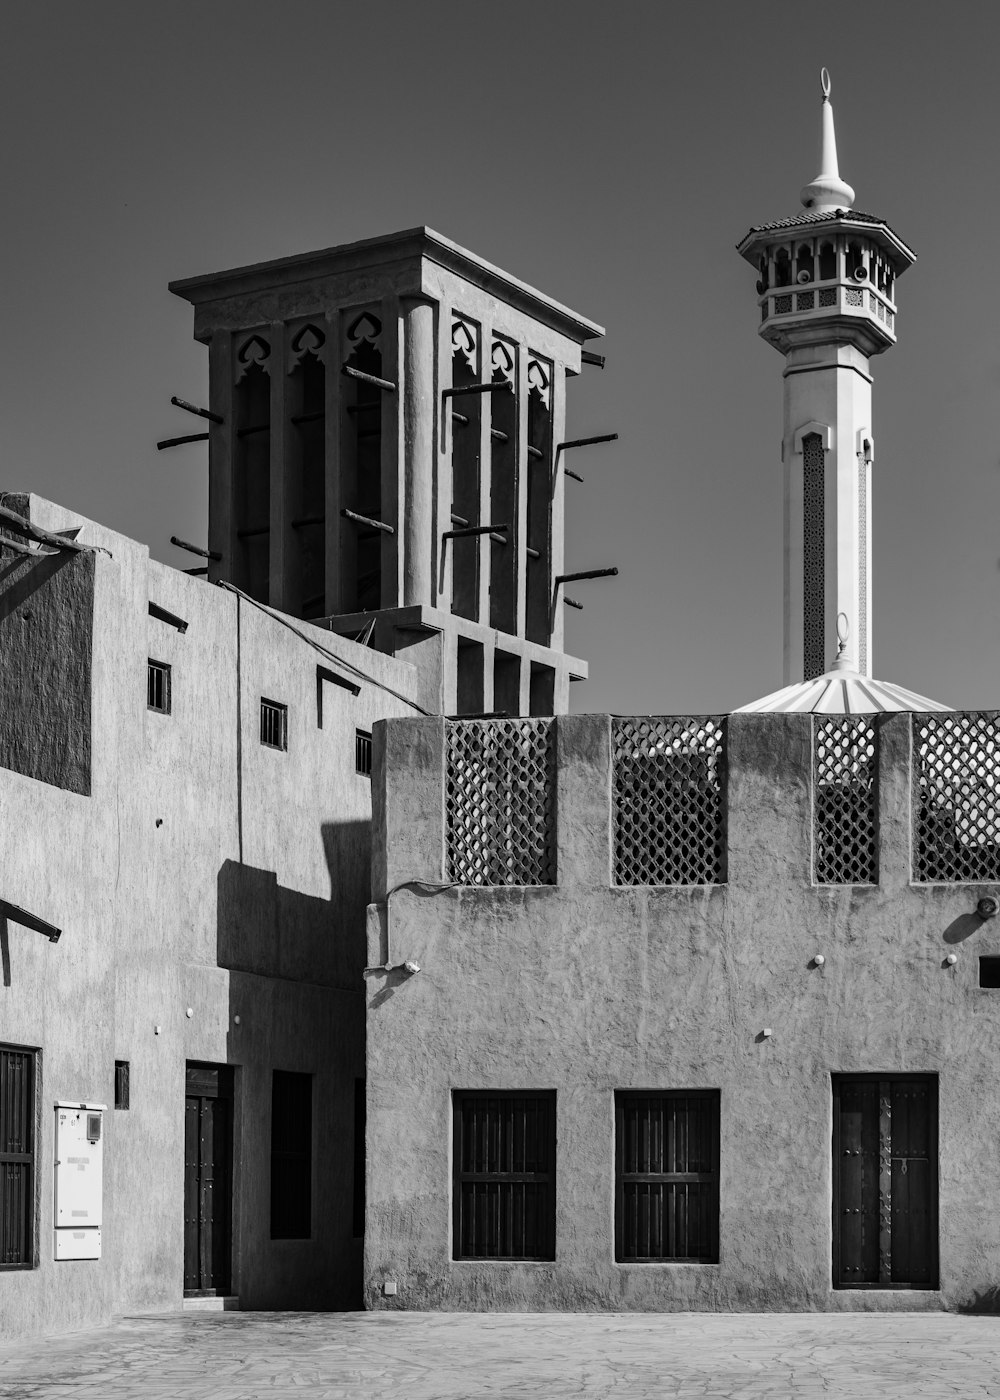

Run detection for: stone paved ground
[[0, 1310, 999, 1399]]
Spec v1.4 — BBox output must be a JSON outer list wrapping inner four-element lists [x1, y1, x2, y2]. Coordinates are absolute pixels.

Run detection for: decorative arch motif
[[346, 311, 381, 348], [451, 317, 478, 372], [527, 357, 550, 407], [288, 322, 326, 369], [235, 334, 271, 382], [491, 338, 516, 386]]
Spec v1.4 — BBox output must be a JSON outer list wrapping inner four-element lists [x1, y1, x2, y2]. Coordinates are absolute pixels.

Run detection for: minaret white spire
[[799, 68, 856, 213]]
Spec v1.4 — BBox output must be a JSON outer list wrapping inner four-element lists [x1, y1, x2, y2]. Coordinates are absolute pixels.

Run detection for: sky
[[1, 1, 998, 716]]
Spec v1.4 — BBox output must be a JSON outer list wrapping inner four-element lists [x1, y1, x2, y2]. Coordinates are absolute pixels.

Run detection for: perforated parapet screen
[[613, 717, 726, 885], [814, 716, 878, 884], [915, 713, 1000, 882], [446, 719, 556, 885]]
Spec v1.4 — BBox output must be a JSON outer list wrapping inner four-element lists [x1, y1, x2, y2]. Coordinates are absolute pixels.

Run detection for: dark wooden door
[[184, 1064, 232, 1295], [833, 1075, 937, 1288]]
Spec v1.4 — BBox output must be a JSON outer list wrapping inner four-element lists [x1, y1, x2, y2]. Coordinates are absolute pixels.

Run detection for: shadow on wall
[[216, 819, 371, 987], [957, 1286, 1000, 1314], [942, 912, 988, 946], [0, 549, 94, 795]]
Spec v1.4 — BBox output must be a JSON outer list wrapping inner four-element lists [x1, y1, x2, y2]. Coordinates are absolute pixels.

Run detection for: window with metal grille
[[355, 729, 372, 777], [612, 717, 726, 885], [270, 1070, 312, 1239], [616, 1091, 719, 1263], [260, 698, 287, 751], [1, 1045, 35, 1269], [914, 713, 1000, 881], [147, 659, 171, 713], [446, 719, 556, 885], [114, 1060, 130, 1110], [453, 1092, 555, 1261], [814, 716, 878, 884]]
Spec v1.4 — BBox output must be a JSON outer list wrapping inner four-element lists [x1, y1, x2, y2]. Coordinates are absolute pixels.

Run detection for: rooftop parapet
[[371, 712, 1000, 902]]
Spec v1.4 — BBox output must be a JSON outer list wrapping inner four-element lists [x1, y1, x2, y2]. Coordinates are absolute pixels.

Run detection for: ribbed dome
[[734, 656, 951, 715]]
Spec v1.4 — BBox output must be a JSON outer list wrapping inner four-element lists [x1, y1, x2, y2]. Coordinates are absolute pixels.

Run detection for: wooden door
[[184, 1064, 233, 1295], [833, 1075, 937, 1288]]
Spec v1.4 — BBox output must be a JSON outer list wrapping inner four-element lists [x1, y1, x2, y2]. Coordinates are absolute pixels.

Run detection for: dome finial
[[831, 612, 856, 672], [800, 68, 855, 214]]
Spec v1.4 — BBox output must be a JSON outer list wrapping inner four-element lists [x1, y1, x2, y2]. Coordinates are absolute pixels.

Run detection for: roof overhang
[[737, 210, 916, 277], [169, 226, 605, 346]]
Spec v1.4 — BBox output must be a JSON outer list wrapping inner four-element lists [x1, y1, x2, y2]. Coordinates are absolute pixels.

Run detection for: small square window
[[356, 729, 372, 777], [147, 660, 171, 713], [980, 958, 1000, 988], [260, 699, 287, 751], [114, 1060, 130, 1110]]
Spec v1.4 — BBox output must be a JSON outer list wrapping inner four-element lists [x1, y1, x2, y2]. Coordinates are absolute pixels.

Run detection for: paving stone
[[1, 1311, 1000, 1399]]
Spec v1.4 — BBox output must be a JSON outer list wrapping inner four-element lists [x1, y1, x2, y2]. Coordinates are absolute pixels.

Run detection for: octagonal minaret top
[[737, 70, 915, 358]]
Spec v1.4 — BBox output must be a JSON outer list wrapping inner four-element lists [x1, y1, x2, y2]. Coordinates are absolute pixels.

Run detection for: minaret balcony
[[758, 278, 897, 355]]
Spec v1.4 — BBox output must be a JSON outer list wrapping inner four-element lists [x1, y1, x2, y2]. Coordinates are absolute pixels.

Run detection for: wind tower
[[737, 70, 916, 689], [169, 229, 607, 717]]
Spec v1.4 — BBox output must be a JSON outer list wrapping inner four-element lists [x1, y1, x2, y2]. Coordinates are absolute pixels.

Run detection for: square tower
[[170, 228, 605, 716]]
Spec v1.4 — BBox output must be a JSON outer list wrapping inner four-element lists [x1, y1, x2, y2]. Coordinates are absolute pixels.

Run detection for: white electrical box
[[54, 1102, 105, 1260]]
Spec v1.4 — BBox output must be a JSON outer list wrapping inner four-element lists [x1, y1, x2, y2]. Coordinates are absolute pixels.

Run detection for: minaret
[[737, 70, 915, 684]]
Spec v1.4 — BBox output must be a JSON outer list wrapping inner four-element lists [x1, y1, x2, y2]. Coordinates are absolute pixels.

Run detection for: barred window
[[147, 659, 171, 714], [453, 1092, 555, 1261], [1, 1045, 35, 1269], [914, 713, 1000, 882], [260, 699, 287, 751], [613, 717, 726, 885], [446, 720, 555, 885], [616, 1091, 719, 1263], [355, 729, 372, 777], [814, 716, 878, 884], [114, 1060, 130, 1111]]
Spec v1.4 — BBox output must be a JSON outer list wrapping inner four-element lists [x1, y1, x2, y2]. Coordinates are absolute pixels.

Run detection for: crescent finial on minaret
[[800, 68, 855, 213]]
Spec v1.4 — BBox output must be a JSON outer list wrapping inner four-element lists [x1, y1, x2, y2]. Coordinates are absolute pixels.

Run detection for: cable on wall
[[215, 580, 432, 716]]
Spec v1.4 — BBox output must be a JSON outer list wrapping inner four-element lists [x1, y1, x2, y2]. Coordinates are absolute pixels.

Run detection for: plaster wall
[[365, 712, 1000, 1313], [0, 496, 416, 1338]]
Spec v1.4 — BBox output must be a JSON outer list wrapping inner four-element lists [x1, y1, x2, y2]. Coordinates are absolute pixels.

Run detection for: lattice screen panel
[[446, 720, 555, 885], [814, 716, 877, 884], [613, 718, 726, 885], [914, 713, 1000, 882]]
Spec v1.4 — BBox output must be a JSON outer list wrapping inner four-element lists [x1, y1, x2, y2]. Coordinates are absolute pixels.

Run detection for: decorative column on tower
[[737, 70, 915, 684]]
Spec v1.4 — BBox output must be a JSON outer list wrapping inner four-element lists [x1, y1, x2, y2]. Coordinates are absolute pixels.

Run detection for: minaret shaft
[[781, 342, 873, 683], [738, 69, 915, 685]]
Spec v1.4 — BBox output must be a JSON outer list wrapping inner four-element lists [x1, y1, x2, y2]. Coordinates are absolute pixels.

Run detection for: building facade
[[365, 709, 1000, 1312], [0, 228, 605, 1338]]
